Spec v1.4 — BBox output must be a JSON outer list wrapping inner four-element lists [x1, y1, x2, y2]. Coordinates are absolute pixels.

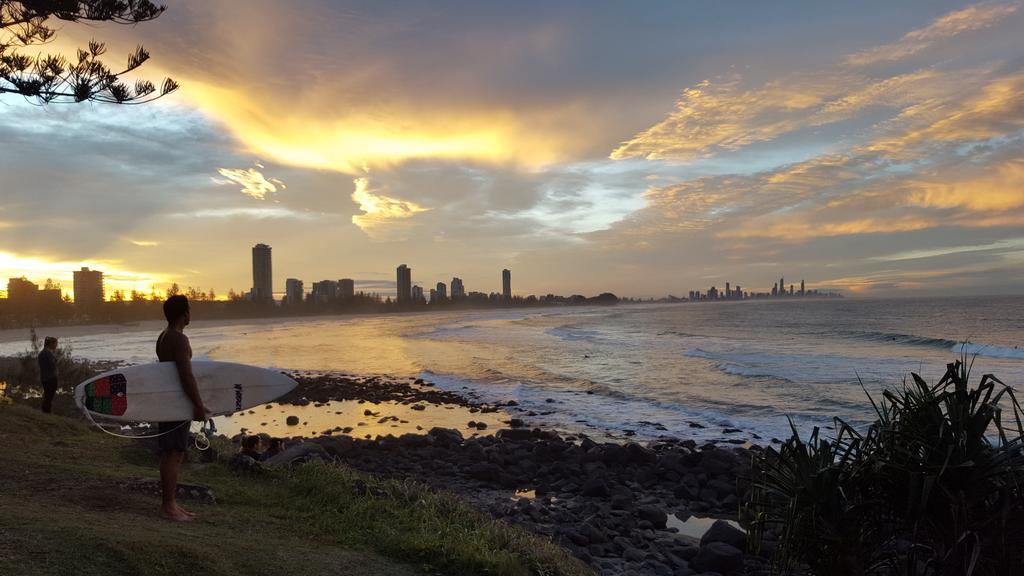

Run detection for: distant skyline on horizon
[[2, 1, 1023, 300]]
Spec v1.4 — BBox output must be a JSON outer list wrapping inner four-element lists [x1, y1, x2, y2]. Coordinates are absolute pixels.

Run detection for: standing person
[[156, 295, 209, 522], [38, 337, 59, 413]]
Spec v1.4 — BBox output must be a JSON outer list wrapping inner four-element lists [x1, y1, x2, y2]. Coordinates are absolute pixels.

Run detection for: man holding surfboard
[[156, 295, 210, 522]]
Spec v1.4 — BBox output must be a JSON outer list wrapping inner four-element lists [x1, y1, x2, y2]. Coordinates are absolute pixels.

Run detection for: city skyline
[[1, 2, 1022, 298]]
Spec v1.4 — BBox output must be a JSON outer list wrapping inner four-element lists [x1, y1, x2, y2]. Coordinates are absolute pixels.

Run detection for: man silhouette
[[156, 295, 209, 521], [38, 336, 59, 413]]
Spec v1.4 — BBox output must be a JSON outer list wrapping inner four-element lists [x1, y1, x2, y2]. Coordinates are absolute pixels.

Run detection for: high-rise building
[[779, 276, 785, 297], [339, 278, 355, 300], [800, 279, 805, 295], [285, 278, 304, 305], [311, 280, 338, 303], [502, 269, 511, 302], [396, 265, 412, 304], [708, 286, 719, 300], [725, 282, 731, 299], [735, 285, 742, 299], [73, 267, 104, 307], [450, 277, 465, 299], [411, 284, 424, 303], [251, 244, 273, 302], [435, 282, 447, 301]]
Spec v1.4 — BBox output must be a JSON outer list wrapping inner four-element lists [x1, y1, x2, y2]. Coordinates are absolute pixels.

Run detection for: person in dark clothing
[[265, 437, 285, 459], [38, 336, 59, 413], [156, 295, 210, 522], [240, 435, 265, 461]]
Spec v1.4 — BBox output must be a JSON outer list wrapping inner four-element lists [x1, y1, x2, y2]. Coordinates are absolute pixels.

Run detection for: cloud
[[607, 1, 1024, 251], [215, 162, 286, 200], [846, 2, 1020, 66], [350, 177, 430, 237], [128, 239, 160, 247], [870, 237, 1024, 262]]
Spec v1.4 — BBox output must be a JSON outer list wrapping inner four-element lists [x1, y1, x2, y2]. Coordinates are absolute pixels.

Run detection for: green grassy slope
[[0, 404, 590, 576]]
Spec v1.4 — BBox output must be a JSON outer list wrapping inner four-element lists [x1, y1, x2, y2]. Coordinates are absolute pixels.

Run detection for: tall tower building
[[251, 244, 273, 302], [435, 282, 447, 300], [725, 282, 731, 299], [73, 267, 104, 307], [800, 279, 805, 295], [339, 278, 355, 300], [285, 278, 304, 305], [396, 265, 412, 304], [502, 269, 511, 302], [779, 276, 785, 296], [450, 277, 465, 299]]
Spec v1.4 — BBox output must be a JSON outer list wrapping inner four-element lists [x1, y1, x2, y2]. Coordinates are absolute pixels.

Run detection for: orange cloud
[[846, 2, 1020, 66], [908, 159, 1024, 211], [182, 81, 588, 174]]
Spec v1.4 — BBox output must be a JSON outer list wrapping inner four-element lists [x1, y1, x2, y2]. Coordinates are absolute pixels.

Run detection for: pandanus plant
[[742, 358, 1024, 575]]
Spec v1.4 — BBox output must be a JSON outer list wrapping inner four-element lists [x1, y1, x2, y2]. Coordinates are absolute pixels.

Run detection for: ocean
[[4, 296, 1022, 443]]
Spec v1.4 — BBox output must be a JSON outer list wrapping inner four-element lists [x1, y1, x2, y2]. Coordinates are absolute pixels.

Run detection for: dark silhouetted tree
[[0, 0, 178, 104]]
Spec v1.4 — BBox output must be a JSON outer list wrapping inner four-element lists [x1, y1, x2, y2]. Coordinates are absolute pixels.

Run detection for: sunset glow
[[2, 1, 1022, 297]]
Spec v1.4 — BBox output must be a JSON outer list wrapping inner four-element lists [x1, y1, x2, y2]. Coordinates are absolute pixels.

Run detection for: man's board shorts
[[157, 420, 191, 453]]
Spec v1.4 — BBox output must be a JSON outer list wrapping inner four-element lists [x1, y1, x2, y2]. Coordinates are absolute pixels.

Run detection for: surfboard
[[75, 361, 297, 422]]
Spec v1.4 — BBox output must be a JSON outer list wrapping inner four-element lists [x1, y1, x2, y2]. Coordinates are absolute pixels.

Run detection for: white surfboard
[[75, 361, 297, 422]]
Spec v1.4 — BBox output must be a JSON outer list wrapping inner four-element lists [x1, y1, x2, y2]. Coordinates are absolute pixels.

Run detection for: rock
[[700, 520, 746, 550], [625, 442, 657, 464], [475, 422, 487, 430], [581, 477, 609, 498], [410, 404, 426, 411], [285, 415, 300, 426], [427, 427, 463, 446], [637, 505, 668, 529], [469, 462, 503, 482], [496, 428, 532, 442], [580, 522, 608, 544], [691, 542, 743, 575], [623, 546, 646, 562]]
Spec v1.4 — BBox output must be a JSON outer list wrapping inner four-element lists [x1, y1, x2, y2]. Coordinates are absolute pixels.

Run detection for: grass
[[0, 403, 591, 576]]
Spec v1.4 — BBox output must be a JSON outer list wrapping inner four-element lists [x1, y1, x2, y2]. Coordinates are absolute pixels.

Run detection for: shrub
[[742, 359, 1024, 575]]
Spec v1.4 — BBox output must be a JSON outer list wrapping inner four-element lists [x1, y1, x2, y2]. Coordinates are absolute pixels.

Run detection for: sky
[[1, 0, 1023, 299]]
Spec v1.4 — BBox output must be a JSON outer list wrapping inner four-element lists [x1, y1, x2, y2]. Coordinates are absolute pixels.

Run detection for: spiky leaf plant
[[742, 359, 1024, 576]]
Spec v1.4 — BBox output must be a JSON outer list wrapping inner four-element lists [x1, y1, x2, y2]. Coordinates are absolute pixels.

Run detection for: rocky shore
[[239, 373, 774, 576]]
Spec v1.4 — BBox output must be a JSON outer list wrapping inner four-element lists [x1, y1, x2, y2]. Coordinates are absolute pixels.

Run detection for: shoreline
[[5, 353, 769, 575], [240, 372, 770, 575]]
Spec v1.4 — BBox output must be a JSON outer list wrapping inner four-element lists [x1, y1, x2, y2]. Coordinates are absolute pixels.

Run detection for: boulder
[[427, 427, 463, 446], [691, 542, 743, 575], [700, 520, 746, 550], [496, 428, 532, 442], [625, 442, 657, 465], [636, 506, 668, 529], [285, 415, 300, 426], [581, 477, 610, 498]]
